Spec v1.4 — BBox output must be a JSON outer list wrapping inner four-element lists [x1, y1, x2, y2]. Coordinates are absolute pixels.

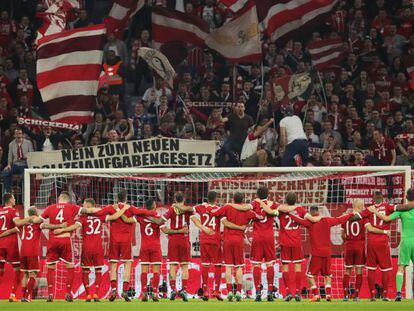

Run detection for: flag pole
[[317, 70, 328, 110], [232, 63, 237, 104], [178, 95, 197, 137]]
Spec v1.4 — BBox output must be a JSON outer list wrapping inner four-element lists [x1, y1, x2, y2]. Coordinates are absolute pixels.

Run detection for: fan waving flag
[[257, 0, 338, 42], [105, 0, 145, 37], [308, 37, 344, 70], [206, 1, 262, 63], [219, 0, 249, 12], [138, 48, 176, 88], [36, 24, 106, 123]]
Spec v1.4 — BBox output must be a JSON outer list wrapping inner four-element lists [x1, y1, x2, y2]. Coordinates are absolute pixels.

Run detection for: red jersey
[[94, 203, 157, 243], [341, 217, 366, 247], [361, 202, 395, 243], [20, 223, 41, 256], [78, 214, 107, 252], [211, 204, 258, 241], [251, 200, 279, 241], [369, 138, 395, 164], [278, 206, 308, 246], [161, 207, 193, 241], [136, 217, 161, 248], [290, 213, 352, 257], [193, 203, 221, 244], [40, 203, 81, 239], [0, 206, 19, 246]]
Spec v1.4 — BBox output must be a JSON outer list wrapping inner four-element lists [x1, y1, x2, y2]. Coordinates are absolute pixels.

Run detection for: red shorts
[[82, 249, 104, 268], [366, 241, 392, 271], [109, 241, 132, 262], [280, 245, 304, 264], [250, 238, 276, 264], [344, 243, 366, 268], [140, 245, 162, 264], [0, 245, 20, 265], [306, 255, 331, 277], [20, 256, 40, 272], [168, 238, 190, 264], [223, 239, 244, 267], [200, 242, 222, 265], [46, 237, 73, 264]]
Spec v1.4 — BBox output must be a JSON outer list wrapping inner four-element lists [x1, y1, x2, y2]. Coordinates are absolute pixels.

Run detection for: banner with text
[[28, 138, 216, 168]]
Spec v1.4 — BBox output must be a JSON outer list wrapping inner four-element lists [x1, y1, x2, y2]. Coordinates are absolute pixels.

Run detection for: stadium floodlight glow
[[24, 166, 413, 299]]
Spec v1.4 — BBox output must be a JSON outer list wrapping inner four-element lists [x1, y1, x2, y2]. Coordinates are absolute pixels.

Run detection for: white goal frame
[[24, 165, 413, 298]]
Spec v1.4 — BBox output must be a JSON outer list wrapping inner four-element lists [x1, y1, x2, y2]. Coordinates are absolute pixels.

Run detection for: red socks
[[253, 266, 261, 292], [367, 269, 376, 298], [295, 271, 302, 293], [202, 266, 209, 287], [12, 270, 21, 295], [141, 272, 148, 292], [355, 274, 363, 297], [226, 283, 232, 293], [236, 283, 242, 293], [110, 279, 117, 291], [67, 267, 74, 294], [182, 279, 188, 291], [312, 286, 319, 296], [214, 266, 222, 292], [27, 277, 36, 298], [152, 272, 160, 294], [47, 268, 55, 295], [95, 270, 102, 294], [122, 281, 130, 292], [382, 271, 390, 298], [282, 271, 291, 295], [82, 270, 90, 296], [343, 274, 350, 296], [267, 266, 274, 292], [22, 286, 27, 298], [326, 285, 332, 296], [170, 279, 176, 292]]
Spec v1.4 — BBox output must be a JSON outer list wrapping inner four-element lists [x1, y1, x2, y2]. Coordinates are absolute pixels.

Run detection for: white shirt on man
[[279, 115, 306, 144]]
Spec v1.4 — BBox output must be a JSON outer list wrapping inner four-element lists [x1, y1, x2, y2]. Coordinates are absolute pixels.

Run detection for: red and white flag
[[152, 7, 209, 49], [219, 0, 249, 12], [308, 37, 344, 70], [36, 24, 106, 124], [105, 0, 145, 37], [36, 0, 79, 41], [257, 0, 338, 42], [206, 2, 262, 63]]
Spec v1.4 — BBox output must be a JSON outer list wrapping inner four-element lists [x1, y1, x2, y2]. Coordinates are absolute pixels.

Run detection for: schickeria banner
[[28, 138, 216, 168]]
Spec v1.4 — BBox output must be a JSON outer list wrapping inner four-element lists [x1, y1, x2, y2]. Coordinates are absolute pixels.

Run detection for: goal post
[[23, 166, 412, 299]]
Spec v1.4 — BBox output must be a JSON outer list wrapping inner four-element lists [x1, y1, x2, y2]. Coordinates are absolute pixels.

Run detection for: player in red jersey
[[120, 198, 163, 302], [90, 190, 158, 302], [190, 191, 223, 301], [0, 193, 24, 302], [357, 191, 414, 301], [19, 207, 66, 302], [211, 192, 261, 302], [31, 191, 82, 302], [289, 206, 353, 302], [56, 198, 129, 302], [160, 192, 196, 302], [340, 199, 389, 301]]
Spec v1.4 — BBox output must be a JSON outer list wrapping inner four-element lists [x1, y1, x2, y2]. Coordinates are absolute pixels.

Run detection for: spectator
[[102, 50, 127, 96], [279, 106, 308, 166], [1, 128, 33, 193], [218, 102, 253, 166], [103, 32, 128, 65], [304, 122, 320, 146], [240, 118, 274, 167], [320, 150, 333, 166], [396, 145, 414, 168], [319, 120, 342, 146], [366, 129, 396, 166], [74, 9, 92, 28], [22, 125, 74, 151], [353, 150, 367, 166]]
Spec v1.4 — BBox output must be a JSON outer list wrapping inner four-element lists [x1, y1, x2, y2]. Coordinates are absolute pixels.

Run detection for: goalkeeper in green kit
[[369, 188, 414, 301]]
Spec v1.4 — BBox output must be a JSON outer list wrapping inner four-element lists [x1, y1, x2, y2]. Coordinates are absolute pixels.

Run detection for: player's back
[[20, 223, 41, 256], [79, 214, 106, 250], [103, 203, 135, 243], [366, 202, 395, 243], [162, 206, 192, 240], [342, 217, 366, 246], [222, 204, 254, 240], [398, 209, 414, 239], [251, 200, 278, 240], [137, 217, 161, 247], [307, 218, 335, 257], [0, 206, 18, 243], [194, 203, 221, 244], [41, 203, 81, 239], [278, 205, 307, 246]]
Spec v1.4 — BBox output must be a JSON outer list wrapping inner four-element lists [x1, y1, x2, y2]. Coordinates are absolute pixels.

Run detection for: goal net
[[23, 166, 412, 299]]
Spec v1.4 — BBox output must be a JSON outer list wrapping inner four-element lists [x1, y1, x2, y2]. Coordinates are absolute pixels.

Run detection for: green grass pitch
[[1, 299, 414, 310]]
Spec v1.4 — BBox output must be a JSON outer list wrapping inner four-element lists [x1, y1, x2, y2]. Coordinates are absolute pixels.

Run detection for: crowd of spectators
[[1, 0, 414, 195]]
